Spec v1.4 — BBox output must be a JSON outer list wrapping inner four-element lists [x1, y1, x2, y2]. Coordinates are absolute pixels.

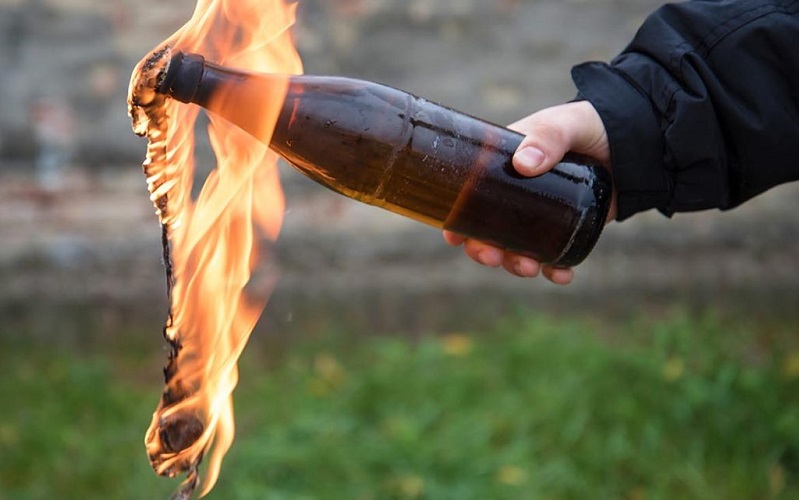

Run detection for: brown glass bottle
[[158, 52, 612, 266]]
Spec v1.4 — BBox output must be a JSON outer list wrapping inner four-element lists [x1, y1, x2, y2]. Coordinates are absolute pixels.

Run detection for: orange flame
[[127, 0, 302, 497]]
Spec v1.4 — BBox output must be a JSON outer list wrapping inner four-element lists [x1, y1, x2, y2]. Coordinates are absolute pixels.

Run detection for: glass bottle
[[158, 51, 612, 266]]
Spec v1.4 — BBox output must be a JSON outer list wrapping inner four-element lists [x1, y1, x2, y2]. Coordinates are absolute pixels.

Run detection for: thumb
[[508, 101, 608, 177]]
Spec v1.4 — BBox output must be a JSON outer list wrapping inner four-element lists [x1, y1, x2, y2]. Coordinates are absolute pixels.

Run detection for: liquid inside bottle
[[158, 52, 612, 266]]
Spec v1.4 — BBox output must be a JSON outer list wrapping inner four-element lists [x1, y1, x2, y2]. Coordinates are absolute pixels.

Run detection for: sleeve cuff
[[571, 61, 672, 220]]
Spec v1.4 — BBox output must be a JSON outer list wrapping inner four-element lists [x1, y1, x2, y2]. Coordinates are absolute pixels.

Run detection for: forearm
[[573, 0, 799, 220]]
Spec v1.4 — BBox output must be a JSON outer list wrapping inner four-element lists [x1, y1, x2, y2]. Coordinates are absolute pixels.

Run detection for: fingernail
[[477, 249, 502, 268], [514, 259, 540, 278], [515, 147, 545, 174]]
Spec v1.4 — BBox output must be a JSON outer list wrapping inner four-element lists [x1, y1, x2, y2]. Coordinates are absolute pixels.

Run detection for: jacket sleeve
[[571, 0, 799, 220]]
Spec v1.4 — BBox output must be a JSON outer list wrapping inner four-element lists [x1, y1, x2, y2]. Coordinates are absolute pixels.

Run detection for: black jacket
[[572, 0, 799, 220]]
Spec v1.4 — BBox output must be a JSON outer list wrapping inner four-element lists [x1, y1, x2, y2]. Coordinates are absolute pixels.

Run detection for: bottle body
[[160, 53, 612, 266]]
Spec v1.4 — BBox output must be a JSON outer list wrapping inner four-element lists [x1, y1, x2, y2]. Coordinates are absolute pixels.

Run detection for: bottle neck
[[158, 52, 207, 105], [158, 51, 292, 146]]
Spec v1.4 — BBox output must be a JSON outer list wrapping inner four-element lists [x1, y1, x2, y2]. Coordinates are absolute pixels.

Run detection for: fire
[[127, 0, 302, 497]]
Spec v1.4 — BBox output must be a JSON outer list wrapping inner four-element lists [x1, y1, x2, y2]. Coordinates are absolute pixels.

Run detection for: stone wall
[[1, 0, 796, 334]]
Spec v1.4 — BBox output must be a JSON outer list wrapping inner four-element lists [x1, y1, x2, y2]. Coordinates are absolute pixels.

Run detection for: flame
[[127, 0, 302, 497]]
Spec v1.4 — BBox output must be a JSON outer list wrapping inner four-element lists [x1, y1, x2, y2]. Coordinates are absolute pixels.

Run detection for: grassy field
[[1, 308, 798, 499]]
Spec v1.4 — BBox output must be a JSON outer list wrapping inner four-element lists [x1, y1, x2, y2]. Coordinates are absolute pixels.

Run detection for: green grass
[[2, 310, 798, 499]]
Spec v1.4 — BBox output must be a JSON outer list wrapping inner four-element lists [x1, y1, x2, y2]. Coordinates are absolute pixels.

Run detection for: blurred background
[[1, 0, 798, 498]]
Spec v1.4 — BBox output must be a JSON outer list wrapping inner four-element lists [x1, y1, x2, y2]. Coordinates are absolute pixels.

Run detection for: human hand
[[443, 100, 615, 285]]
